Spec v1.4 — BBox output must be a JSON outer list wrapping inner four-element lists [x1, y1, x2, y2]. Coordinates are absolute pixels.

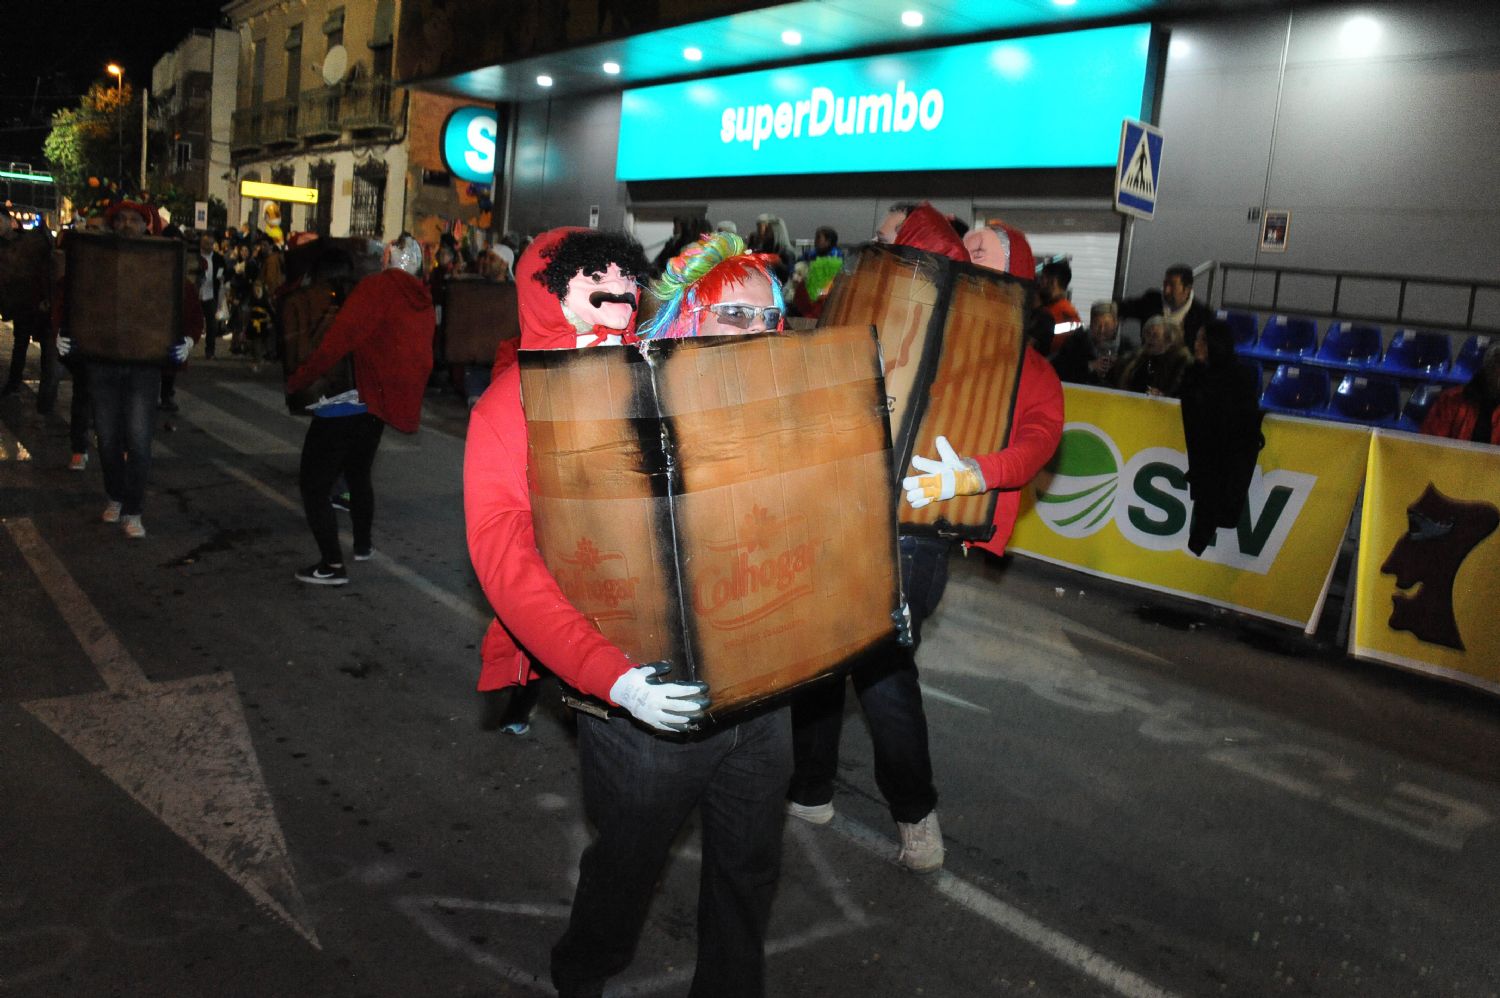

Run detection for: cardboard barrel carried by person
[[280, 280, 353, 414], [63, 231, 183, 362], [279, 238, 378, 414], [818, 243, 1028, 541], [520, 324, 902, 720], [443, 275, 519, 365]]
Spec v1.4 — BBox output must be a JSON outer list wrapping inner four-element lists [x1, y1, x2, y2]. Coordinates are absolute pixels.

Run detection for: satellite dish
[[322, 45, 348, 85]]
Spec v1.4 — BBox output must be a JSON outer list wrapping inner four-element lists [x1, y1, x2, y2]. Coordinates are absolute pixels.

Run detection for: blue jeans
[[787, 533, 947, 823], [552, 707, 793, 998], [89, 362, 160, 515]]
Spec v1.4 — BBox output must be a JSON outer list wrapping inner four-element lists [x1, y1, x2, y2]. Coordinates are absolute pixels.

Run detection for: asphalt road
[[3, 335, 1500, 998]]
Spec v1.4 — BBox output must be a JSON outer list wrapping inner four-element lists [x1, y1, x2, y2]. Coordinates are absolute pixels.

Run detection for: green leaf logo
[[1037, 425, 1122, 538]]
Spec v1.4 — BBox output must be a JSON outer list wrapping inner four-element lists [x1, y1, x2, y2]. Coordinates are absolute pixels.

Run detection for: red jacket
[[465, 228, 642, 696], [1421, 385, 1500, 445], [286, 268, 435, 433], [969, 346, 1066, 557]]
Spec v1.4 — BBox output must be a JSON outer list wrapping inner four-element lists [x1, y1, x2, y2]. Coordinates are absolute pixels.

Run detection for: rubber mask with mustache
[[563, 263, 638, 344]]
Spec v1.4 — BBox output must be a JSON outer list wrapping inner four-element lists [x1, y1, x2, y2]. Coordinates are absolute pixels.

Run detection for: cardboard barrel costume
[[443, 275, 519, 365], [521, 324, 903, 719], [63, 231, 183, 362], [817, 242, 1029, 541]]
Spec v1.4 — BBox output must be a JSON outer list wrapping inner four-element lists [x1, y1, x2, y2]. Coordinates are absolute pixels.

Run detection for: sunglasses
[[696, 302, 784, 330]]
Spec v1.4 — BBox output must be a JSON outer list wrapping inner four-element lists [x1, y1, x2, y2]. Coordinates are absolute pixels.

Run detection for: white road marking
[[7, 518, 147, 693], [210, 459, 490, 626], [215, 380, 418, 450], [6, 517, 317, 947], [830, 813, 1182, 998], [173, 389, 298, 454], [920, 683, 991, 714]]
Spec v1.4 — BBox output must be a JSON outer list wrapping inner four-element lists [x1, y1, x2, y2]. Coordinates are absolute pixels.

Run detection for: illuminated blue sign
[[617, 24, 1151, 181], [442, 106, 499, 184]]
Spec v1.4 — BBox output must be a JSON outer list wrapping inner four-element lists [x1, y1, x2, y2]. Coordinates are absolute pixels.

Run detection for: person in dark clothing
[[1181, 319, 1265, 555], [1116, 315, 1193, 398], [285, 235, 435, 584], [1119, 262, 1212, 347], [1052, 301, 1136, 386], [0, 212, 58, 412]]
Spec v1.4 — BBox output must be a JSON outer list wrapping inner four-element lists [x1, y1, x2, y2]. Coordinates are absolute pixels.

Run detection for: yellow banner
[[1008, 385, 1370, 628], [1353, 431, 1500, 691]]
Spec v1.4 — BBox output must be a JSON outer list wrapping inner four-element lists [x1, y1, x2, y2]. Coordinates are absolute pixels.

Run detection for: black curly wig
[[534, 230, 651, 301]]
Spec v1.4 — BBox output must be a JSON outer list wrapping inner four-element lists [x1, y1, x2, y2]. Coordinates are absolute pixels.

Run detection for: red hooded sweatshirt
[[893, 202, 970, 263], [464, 228, 640, 696], [896, 204, 1064, 554], [286, 268, 435, 433]]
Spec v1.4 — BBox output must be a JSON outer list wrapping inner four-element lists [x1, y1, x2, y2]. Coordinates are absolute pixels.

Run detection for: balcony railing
[[230, 107, 262, 153], [299, 77, 396, 141], [260, 97, 300, 147]]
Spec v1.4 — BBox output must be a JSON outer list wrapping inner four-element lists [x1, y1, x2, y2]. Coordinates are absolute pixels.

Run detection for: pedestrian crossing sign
[[1115, 119, 1164, 220]]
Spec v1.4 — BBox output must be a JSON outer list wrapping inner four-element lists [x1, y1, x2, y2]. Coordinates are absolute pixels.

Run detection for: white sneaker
[[121, 515, 146, 539], [785, 800, 835, 825], [896, 811, 944, 873], [101, 501, 122, 523]]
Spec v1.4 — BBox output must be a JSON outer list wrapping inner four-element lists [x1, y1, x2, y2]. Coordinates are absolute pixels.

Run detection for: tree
[[43, 82, 143, 212]]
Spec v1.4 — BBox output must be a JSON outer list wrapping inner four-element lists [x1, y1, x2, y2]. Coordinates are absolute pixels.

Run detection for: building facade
[[150, 28, 239, 212], [224, 0, 408, 241]]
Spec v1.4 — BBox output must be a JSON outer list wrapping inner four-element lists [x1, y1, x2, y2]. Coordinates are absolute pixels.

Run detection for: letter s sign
[[442, 106, 500, 184]]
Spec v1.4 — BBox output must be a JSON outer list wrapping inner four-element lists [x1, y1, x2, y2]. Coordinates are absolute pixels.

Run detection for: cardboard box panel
[[64, 232, 182, 363], [445, 276, 519, 365], [819, 244, 1027, 540], [280, 282, 354, 414], [521, 324, 900, 719]]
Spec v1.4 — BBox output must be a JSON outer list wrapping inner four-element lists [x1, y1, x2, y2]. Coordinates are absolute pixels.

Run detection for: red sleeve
[[463, 363, 636, 702], [286, 277, 377, 393], [974, 347, 1065, 490]]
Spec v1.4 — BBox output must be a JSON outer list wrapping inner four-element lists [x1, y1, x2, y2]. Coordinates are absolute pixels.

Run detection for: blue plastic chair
[[1449, 334, 1493, 383], [1217, 309, 1259, 352], [1314, 322, 1383, 371], [1399, 382, 1447, 432], [1328, 374, 1401, 426], [1261, 364, 1332, 415], [1380, 328, 1451, 378], [1250, 314, 1318, 361]]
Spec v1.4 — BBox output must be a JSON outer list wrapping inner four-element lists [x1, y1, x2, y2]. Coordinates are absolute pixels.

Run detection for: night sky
[[0, 1, 227, 165]]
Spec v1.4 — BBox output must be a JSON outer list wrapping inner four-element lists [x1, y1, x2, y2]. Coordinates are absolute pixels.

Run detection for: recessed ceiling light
[[683, 47, 703, 62], [901, 10, 924, 28], [781, 29, 802, 45], [602, 61, 621, 74], [536, 74, 553, 86], [1339, 15, 1382, 56]]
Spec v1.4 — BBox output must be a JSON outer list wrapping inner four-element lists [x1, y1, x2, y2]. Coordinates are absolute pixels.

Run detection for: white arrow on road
[[6, 516, 318, 947]]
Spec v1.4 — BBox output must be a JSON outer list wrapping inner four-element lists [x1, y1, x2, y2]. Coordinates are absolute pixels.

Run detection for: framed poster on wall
[[1261, 210, 1290, 252]]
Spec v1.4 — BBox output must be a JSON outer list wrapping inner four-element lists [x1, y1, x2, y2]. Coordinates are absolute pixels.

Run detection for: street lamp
[[107, 63, 124, 182]]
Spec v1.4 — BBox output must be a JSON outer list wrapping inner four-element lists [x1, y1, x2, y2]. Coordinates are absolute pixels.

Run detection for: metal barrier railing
[[1206, 261, 1500, 335]]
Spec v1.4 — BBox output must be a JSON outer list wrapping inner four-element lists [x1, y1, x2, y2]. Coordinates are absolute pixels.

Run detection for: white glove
[[172, 340, 192, 364], [903, 435, 985, 509], [57, 335, 73, 358], [609, 662, 710, 733]]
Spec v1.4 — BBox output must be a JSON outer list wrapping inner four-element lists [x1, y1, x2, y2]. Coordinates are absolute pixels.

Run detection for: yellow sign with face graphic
[[1353, 430, 1500, 691]]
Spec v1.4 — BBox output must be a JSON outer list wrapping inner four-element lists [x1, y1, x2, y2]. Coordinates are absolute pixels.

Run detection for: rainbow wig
[[637, 231, 786, 340]]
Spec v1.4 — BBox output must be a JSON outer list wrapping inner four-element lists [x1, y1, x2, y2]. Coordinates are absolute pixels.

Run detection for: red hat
[[105, 200, 163, 235]]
